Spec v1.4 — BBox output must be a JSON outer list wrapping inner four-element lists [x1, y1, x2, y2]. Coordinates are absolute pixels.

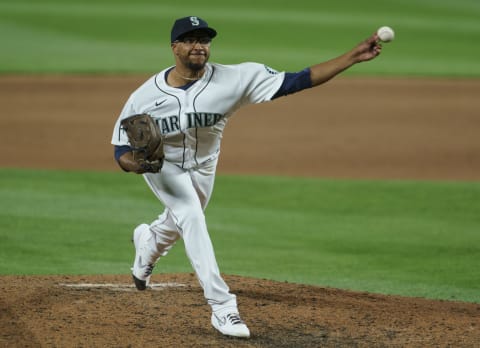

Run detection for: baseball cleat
[[211, 311, 250, 338], [131, 224, 155, 291]]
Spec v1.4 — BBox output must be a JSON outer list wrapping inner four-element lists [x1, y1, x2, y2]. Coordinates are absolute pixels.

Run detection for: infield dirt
[[1, 75, 479, 347]]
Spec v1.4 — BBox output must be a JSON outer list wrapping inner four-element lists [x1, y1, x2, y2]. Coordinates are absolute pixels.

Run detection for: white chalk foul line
[[59, 282, 186, 291]]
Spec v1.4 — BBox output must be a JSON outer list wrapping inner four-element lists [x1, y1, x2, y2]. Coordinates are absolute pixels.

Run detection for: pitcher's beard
[[187, 61, 206, 71]]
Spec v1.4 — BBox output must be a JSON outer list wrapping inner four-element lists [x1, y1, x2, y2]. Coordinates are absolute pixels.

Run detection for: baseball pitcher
[[111, 16, 382, 338]]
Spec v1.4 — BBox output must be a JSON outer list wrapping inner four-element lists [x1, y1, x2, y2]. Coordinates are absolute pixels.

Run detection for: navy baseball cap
[[171, 16, 217, 43]]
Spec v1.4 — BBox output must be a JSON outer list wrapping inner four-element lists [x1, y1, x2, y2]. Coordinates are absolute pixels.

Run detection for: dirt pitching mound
[[1, 274, 479, 347]]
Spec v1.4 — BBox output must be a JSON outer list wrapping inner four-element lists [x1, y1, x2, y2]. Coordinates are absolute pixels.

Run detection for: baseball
[[377, 26, 395, 42]]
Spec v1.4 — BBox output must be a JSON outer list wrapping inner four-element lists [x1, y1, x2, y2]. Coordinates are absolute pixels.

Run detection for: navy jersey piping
[[154, 72, 186, 168], [192, 66, 215, 166]]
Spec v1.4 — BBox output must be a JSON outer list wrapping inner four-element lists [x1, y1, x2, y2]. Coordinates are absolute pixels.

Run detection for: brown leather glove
[[120, 114, 164, 173]]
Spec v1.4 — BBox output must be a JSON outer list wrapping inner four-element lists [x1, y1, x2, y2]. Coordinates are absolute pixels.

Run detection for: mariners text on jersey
[[156, 112, 224, 134]]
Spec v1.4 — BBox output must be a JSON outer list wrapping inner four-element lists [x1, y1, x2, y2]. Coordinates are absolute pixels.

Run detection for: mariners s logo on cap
[[190, 16, 200, 26], [171, 16, 217, 43]]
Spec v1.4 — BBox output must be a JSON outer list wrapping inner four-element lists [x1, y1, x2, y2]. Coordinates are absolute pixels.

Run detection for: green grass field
[[1, 0, 479, 76], [0, 0, 479, 304], [1, 169, 479, 303]]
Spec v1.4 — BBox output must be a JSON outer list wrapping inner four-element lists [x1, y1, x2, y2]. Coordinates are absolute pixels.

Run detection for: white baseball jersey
[[112, 61, 285, 314], [111, 62, 285, 168]]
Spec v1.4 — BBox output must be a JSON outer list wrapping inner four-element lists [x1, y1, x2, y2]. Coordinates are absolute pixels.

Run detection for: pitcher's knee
[[177, 209, 207, 234]]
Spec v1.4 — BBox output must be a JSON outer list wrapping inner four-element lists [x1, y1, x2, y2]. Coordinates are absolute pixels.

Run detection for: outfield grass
[[1, 0, 479, 76], [1, 0, 479, 305], [1, 168, 479, 303]]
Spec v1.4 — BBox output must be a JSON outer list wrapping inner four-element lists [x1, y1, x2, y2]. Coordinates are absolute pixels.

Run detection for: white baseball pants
[[142, 159, 237, 313]]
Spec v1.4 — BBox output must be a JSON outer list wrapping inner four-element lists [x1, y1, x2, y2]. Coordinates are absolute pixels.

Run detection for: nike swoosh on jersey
[[155, 100, 167, 107]]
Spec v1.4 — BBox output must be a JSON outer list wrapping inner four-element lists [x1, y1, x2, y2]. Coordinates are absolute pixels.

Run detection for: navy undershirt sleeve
[[114, 145, 132, 162], [272, 68, 312, 99]]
